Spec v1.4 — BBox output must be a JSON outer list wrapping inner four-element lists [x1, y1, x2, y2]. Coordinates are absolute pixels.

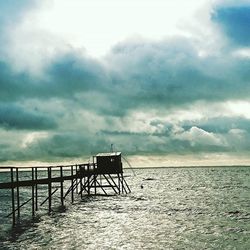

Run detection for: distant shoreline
[[0, 165, 250, 173], [124, 165, 250, 169]]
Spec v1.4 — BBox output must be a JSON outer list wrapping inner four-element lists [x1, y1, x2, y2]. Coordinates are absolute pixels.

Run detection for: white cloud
[[2, 0, 216, 72], [175, 126, 224, 146], [232, 48, 250, 59], [1, 0, 250, 165], [226, 101, 250, 119], [21, 132, 49, 148], [39, 0, 211, 56]]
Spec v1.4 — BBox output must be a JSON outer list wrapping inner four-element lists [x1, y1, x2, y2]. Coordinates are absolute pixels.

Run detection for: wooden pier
[[0, 152, 131, 226]]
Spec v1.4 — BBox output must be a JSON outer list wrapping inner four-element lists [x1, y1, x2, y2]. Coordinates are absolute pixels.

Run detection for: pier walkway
[[0, 152, 131, 226]]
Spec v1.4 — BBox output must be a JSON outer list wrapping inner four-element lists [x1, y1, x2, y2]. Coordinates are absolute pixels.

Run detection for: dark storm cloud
[[212, 5, 250, 46], [0, 104, 57, 130], [43, 53, 109, 98], [0, 61, 34, 101], [21, 132, 111, 161], [1, 34, 250, 161], [1, 36, 250, 116], [0, 52, 108, 101], [104, 38, 250, 114], [99, 128, 229, 155], [1, 1, 250, 163]]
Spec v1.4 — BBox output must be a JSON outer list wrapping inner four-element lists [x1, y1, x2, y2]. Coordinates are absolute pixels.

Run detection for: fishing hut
[[0, 152, 131, 226]]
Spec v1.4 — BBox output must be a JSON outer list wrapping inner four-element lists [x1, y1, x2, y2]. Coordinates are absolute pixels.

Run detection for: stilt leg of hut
[[60, 167, 64, 207], [16, 168, 20, 219], [121, 172, 125, 194], [48, 167, 52, 214], [75, 165, 78, 194], [80, 176, 83, 199], [117, 173, 121, 194], [11, 168, 15, 226], [102, 174, 119, 194], [100, 174, 102, 186], [123, 178, 131, 193], [107, 174, 120, 193], [95, 178, 108, 195], [94, 174, 97, 195], [87, 165, 90, 195]]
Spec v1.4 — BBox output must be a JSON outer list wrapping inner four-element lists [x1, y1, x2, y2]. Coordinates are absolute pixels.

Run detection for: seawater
[[0, 167, 249, 250]]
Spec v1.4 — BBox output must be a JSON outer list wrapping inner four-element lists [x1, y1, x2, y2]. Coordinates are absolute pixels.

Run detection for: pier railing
[[0, 163, 131, 226]]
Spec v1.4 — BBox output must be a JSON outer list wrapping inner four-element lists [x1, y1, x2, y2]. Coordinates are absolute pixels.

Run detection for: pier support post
[[94, 174, 97, 195], [80, 169, 83, 199], [71, 166, 74, 203], [117, 173, 121, 194], [16, 168, 20, 219], [87, 165, 90, 195], [31, 168, 35, 217], [75, 165, 78, 194], [60, 167, 64, 207], [11, 168, 15, 226], [48, 167, 52, 214], [35, 168, 38, 211], [121, 172, 124, 194]]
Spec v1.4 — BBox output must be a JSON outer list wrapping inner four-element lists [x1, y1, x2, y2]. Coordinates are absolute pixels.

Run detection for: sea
[[0, 167, 249, 250]]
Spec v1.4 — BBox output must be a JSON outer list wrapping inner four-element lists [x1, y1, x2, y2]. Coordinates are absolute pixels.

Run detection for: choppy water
[[0, 167, 249, 249]]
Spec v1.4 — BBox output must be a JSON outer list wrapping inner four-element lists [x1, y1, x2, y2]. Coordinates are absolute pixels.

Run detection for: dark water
[[0, 167, 249, 249]]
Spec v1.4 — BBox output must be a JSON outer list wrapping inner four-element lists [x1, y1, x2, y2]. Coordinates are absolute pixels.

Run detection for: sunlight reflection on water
[[0, 167, 250, 249]]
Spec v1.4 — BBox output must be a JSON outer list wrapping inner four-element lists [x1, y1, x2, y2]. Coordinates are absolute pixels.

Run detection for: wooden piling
[[94, 174, 97, 195], [123, 178, 131, 193], [48, 167, 52, 214], [117, 173, 121, 194], [71, 166, 74, 203], [11, 168, 15, 226], [16, 168, 20, 219], [80, 172, 83, 199], [87, 165, 90, 195], [121, 172, 125, 194], [75, 165, 78, 194], [35, 168, 38, 211], [31, 168, 35, 217], [60, 166, 64, 207]]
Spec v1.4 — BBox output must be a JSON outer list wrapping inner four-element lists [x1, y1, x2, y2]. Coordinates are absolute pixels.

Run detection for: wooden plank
[[0, 175, 78, 189]]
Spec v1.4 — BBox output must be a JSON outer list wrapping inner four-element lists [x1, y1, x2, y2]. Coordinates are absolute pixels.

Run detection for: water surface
[[0, 167, 249, 249]]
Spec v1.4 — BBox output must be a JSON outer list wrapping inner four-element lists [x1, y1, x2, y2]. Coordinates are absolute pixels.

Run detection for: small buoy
[[140, 184, 144, 189]]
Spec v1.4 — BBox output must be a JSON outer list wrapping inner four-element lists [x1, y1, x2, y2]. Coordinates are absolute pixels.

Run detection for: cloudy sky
[[1, 0, 250, 166]]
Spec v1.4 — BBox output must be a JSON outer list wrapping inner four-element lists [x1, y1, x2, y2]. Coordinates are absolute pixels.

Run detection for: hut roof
[[96, 152, 121, 157]]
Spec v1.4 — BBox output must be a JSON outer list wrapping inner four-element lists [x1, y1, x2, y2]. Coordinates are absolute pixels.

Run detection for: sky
[[1, 0, 250, 167]]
